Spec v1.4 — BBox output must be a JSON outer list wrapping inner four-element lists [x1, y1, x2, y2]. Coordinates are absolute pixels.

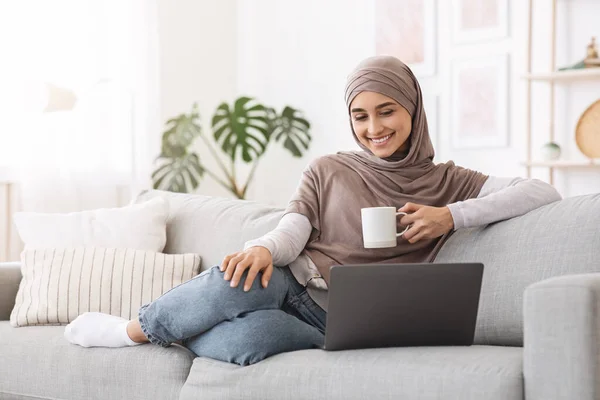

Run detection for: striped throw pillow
[[10, 247, 202, 327]]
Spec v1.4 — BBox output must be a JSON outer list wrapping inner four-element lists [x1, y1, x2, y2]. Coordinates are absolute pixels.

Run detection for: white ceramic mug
[[361, 207, 410, 249]]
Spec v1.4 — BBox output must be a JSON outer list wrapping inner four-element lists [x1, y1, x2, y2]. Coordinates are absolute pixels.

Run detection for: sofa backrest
[[134, 190, 284, 270], [436, 193, 600, 346], [135, 190, 600, 347]]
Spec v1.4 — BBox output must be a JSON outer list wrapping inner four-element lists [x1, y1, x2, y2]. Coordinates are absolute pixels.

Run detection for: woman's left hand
[[398, 203, 454, 244]]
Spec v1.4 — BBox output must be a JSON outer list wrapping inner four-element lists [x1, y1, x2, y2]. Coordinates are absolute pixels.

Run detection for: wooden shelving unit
[[524, 0, 600, 184], [523, 68, 600, 82], [521, 160, 600, 168]]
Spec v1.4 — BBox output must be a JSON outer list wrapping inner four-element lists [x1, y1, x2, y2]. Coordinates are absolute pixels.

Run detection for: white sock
[[64, 312, 142, 348]]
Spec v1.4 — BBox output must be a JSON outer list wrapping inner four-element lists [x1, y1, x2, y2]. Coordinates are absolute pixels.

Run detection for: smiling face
[[350, 91, 412, 158]]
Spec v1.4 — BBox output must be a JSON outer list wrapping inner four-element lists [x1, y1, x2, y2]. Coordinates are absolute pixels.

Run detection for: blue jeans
[[138, 265, 327, 366]]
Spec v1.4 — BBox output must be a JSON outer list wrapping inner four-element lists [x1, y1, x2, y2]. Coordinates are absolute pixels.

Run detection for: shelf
[[522, 160, 600, 168], [522, 68, 600, 82]]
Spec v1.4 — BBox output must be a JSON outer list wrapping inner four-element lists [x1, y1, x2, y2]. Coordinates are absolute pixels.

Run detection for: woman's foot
[[64, 312, 145, 348]]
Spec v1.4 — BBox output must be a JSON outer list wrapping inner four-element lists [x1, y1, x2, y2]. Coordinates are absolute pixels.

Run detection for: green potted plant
[[152, 96, 311, 199]]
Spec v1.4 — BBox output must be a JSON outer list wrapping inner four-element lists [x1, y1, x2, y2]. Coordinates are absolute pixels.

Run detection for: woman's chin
[[370, 147, 396, 158]]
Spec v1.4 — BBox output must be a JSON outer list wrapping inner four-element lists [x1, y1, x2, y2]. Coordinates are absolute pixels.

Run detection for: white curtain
[[0, 0, 160, 261]]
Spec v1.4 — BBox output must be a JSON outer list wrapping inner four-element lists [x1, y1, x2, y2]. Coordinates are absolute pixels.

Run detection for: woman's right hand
[[220, 246, 274, 292]]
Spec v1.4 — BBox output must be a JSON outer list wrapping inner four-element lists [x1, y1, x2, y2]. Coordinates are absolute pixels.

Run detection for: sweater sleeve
[[446, 176, 562, 230], [243, 213, 312, 266]]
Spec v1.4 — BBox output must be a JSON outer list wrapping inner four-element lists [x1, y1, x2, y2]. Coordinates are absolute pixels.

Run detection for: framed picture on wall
[[375, 0, 437, 76], [450, 54, 509, 149], [452, 0, 508, 43]]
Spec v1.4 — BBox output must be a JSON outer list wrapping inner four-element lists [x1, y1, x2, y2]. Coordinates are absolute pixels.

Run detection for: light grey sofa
[[1, 189, 599, 400]]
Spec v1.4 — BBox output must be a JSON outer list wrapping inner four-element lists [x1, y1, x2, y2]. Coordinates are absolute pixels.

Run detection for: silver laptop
[[324, 263, 484, 351]]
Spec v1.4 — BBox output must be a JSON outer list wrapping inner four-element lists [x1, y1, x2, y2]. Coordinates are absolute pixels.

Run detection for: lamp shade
[[43, 83, 77, 112], [23, 81, 78, 112]]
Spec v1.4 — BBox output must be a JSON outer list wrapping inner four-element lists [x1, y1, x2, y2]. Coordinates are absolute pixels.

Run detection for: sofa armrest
[[524, 273, 600, 400], [0, 262, 21, 321]]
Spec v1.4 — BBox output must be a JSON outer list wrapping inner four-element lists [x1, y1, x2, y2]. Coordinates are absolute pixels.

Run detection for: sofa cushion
[[436, 194, 600, 346], [134, 190, 284, 270], [14, 197, 169, 252], [0, 322, 195, 400], [180, 345, 523, 400], [10, 248, 201, 326]]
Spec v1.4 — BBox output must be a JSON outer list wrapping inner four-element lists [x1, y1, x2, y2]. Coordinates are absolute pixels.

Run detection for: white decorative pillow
[[10, 247, 202, 327], [13, 197, 169, 252]]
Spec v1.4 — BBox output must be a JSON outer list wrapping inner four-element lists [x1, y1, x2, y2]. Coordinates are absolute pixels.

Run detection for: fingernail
[[230, 281, 236, 287], [265, 282, 268, 288], [244, 286, 249, 292]]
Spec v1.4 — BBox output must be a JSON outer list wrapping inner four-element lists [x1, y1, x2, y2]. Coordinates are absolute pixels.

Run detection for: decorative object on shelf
[[558, 60, 586, 71], [586, 37, 598, 58], [584, 37, 600, 68], [151, 98, 312, 198], [559, 37, 600, 71], [375, 0, 437, 76], [575, 99, 600, 159], [452, 0, 508, 44], [539, 142, 561, 161], [451, 54, 509, 149]]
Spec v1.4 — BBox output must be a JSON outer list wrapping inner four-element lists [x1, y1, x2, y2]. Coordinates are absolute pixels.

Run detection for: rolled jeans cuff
[[138, 303, 171, 348]]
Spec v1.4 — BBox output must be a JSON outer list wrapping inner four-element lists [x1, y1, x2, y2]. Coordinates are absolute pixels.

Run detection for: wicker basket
[[575, 99, 600, 159]]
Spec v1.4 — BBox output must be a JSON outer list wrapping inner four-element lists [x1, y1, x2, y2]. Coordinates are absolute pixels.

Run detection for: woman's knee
[[206, 264, 288, 296], [145, 265, 287, 320]]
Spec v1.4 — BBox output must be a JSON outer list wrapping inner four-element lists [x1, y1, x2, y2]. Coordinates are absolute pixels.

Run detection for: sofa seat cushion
[[0, 322, 195, 400], [180, 345, 523, 400]]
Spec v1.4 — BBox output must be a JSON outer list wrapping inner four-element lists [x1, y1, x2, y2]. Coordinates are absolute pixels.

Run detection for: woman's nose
[[368, 118, 384, 135]]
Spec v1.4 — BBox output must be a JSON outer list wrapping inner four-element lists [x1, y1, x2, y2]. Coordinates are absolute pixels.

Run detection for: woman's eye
[[354, 115, 367, 121], [380, 110, 393, 116]]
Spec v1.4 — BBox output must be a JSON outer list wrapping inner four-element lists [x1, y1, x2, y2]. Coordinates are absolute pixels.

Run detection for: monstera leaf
[[152, 153, 204, 193], [161, 103, 202, 157], [211, 97, 270, 162], [272, 106, 311, 157]]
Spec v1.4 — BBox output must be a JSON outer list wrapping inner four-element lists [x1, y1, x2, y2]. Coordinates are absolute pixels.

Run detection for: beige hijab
[[286, 55, 487, 284]]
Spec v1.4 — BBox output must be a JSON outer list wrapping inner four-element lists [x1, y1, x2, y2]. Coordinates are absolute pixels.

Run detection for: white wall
[[159, 0, 600, 206]]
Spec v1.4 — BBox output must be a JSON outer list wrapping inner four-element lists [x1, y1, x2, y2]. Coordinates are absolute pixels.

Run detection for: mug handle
[[396, 211, 410, 237]]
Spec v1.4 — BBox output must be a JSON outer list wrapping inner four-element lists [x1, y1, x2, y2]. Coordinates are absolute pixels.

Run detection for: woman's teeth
[[371, 134, 392, 144]]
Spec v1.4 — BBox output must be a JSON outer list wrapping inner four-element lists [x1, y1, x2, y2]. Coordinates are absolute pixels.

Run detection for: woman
[[64, 55, 561, 365]]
